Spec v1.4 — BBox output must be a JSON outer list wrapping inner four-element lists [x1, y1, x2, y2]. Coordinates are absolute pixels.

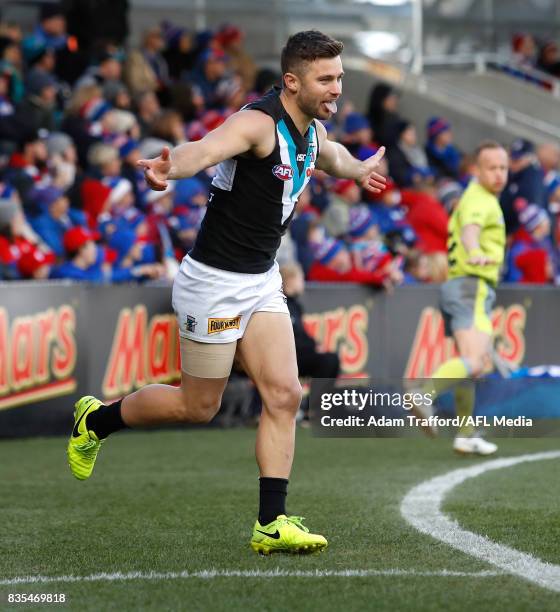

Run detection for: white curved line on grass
[[400, 450, 560, 593], [0, 569, 504, 586]]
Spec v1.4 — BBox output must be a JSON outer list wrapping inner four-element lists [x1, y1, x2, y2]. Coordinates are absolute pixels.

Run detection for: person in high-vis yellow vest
[[424, 140, 508, 455]]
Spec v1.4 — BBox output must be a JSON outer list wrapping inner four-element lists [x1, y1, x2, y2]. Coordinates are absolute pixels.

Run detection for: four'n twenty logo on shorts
[[272, 164, 294, 181], [207, 315, 242, 334]]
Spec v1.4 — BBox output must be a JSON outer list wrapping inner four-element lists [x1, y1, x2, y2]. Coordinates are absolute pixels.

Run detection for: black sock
[[86, 399, 129, 440], [259, 477, 288, 525]]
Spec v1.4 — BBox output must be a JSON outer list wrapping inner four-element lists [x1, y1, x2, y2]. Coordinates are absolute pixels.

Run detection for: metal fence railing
[[420, 53, 560, 98]]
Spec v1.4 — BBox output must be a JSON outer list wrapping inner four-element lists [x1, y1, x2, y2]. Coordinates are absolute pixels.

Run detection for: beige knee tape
[[180, 337, 237, 378]]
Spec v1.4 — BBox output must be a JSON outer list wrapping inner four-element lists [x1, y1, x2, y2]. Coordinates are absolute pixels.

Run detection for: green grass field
[[0, 429, 559, 611]]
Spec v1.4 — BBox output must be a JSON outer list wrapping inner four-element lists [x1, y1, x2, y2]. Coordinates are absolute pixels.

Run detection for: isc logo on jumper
[[208, 315, 242, 334], [272, 164, 294, 181]]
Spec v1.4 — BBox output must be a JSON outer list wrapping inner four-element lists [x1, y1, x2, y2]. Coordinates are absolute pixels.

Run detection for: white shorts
[[172, 254, 289, 344]]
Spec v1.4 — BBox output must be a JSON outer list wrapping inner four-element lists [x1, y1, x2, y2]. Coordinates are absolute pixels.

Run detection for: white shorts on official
[[172, 254, 289, 343]]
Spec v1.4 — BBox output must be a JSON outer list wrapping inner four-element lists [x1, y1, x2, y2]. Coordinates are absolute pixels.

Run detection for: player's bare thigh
[[236, 312, 301, 411]]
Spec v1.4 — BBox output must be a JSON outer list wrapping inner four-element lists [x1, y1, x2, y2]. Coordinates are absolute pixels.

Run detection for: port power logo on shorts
[[207, 315, 242, 334], [185, 315, 197, 333], [272, 164, 294, 181]]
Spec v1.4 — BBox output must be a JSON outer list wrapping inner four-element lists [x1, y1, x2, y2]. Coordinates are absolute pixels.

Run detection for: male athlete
[[67, 31, 387, 553], [419, 140, 507, 454]]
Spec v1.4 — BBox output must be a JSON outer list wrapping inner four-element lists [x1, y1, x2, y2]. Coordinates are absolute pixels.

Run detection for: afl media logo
[[272, 164, 294, 181]]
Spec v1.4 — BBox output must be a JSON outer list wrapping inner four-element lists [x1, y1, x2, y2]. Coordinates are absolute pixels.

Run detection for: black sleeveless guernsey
[[189, 87, 320, 273]]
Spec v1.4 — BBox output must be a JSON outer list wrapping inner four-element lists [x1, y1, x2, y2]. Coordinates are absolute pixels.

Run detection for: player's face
[[475, 148, 509, 194], [297, 56, 344, 120]]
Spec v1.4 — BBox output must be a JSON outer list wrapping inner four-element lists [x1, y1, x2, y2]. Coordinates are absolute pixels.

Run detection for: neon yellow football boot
[[67, 395, 104, 480], [250, 515, 328, 555]]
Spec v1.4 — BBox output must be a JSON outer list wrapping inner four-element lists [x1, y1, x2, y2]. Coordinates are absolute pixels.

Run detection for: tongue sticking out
[[324, 101, 338, 114]]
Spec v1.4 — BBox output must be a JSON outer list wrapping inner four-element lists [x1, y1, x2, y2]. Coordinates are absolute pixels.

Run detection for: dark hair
[[368, 82, 396, 122], [281, 30, 343, 76], [474, 140, 505, 160]]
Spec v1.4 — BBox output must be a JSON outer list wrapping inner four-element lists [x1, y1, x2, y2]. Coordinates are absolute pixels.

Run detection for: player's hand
[[357, 146, 387, 193], [137, 146, 172, 191], [467, 253, 495, 266]]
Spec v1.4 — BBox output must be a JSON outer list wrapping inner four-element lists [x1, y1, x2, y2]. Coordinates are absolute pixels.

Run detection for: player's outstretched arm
[[137, 110, 274, 190], [315, 122, 386, 194]]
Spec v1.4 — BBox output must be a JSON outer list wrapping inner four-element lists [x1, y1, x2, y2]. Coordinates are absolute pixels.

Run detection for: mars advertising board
[[0, 283, 558, 437]]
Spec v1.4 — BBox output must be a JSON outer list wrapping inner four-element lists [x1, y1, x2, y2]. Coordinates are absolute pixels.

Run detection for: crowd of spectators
[[510, 33, 560, 78], [503, 32, 560, 91], [0, 3, 559, 288]]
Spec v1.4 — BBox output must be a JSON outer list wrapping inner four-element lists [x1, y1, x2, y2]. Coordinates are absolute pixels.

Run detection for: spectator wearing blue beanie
[[168, 209, 202, 252], [289, 208, 321, 275], [342, 112, 379, 162], [344, 112, 369, 135], [174, 177, 208, 207], [424, 116, 462, 180], [311, 235, 347, 268], [504, 199, 558, 284], [172, 177, 208, 247], [118, 137, 152, 209], [108, 225, 159, 269], [30, 185, 86, 256]]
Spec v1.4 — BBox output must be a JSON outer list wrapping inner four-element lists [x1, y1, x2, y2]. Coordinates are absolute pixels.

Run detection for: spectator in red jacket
[[0, 183, 54, 275], [401, 186, 449, 253]]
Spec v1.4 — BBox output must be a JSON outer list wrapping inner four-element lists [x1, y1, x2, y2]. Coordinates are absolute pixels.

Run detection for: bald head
[[537, 142, 560, 173], [474, 142, 508, 195]]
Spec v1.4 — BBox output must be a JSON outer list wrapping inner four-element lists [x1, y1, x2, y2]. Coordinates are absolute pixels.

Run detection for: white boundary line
[[400, 450, 560, 593], [0, 569, 504, 586]]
